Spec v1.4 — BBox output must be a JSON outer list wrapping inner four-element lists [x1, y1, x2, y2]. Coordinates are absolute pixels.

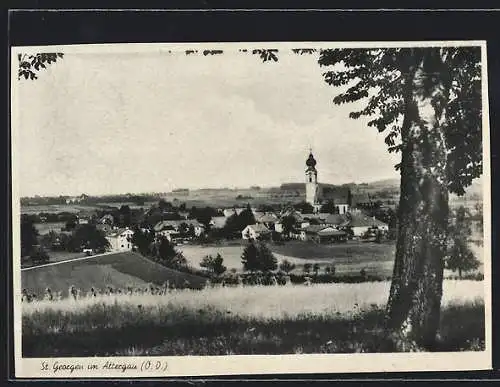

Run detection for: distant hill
[[21, 252, 206, 297], [362, 178, 400, 190], [360, 176, 484, 200]]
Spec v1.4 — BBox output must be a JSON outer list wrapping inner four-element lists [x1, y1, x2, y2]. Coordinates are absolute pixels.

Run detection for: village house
[[154, 219, 205, 242], [223, 208, 236, 218], [99, 214, 115, 225], [76, 216, 90, 225], [96, 223, 113, 233], [254, 212, 279, 229], [106, 228, 134, 252], [178, 210, 190, 220], [241, 224, 272, 240], [76, 210, 97, 225], [155, 226, 179, 242], [210, 216, 227, 229]]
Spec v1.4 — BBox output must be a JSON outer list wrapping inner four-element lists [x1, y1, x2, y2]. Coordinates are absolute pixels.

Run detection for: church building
[[304, 151, 351, 214]]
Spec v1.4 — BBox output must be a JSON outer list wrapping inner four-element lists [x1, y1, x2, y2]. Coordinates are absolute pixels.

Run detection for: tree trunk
[[386, 52, 451, 349]]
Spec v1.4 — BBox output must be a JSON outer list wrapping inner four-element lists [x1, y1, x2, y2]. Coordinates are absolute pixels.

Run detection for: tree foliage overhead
[[249, 47, 482, 195], [317, 47, 482, 196], [18, 53, 64, 80]]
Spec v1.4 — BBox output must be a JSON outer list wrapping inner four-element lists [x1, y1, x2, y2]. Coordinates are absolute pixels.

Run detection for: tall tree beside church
[[316, 47, 481, 348]]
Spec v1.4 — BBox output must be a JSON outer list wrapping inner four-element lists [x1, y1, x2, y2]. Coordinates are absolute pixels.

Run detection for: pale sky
[[14, 46, 400, 197]]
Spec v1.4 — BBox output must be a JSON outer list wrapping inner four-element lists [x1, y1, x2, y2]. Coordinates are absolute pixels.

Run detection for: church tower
[[305, 150, 319, 208]]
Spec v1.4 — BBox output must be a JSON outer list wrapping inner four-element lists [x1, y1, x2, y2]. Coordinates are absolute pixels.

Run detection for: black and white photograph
[[11, 41, 491, 377]]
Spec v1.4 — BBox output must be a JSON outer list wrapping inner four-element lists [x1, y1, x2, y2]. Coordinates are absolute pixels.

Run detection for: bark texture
[[386, 53, 451, 349]]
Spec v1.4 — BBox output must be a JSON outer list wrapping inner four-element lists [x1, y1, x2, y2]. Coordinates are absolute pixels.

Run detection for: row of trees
[[21, 217, 111, 260]]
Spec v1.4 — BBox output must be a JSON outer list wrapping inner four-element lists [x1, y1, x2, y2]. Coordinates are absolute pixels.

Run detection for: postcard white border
[[11, 40, 492, 378]]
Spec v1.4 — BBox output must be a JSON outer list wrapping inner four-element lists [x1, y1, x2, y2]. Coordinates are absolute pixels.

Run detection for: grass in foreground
[[22, 281, 485, 356]]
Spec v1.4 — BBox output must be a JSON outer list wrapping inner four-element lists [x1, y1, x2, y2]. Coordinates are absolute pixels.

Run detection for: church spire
[[305, 149, 319, 207], [306, 149, 317, 169]]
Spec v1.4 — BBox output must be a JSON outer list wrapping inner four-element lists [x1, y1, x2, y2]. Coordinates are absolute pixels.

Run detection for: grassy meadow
[[21, 252, 206, 297], [180, 240, 396, 276], [22, 280, 485, 356], [181, 238, 483, 278]]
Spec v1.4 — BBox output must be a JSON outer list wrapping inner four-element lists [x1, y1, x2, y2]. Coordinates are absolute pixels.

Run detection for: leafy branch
[[18, 53, 64, 80]]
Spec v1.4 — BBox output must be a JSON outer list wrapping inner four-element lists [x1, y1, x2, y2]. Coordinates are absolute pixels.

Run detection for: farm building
[[156, 227, 179, 242], [300, 225, 348, 244], [349, 213, 389, 237], [302, 213, 331, 223], [324, 213, 350, 228], [254, 212, 279, 229], [106, 228, 134, 252], [241, 224, 271, 240]]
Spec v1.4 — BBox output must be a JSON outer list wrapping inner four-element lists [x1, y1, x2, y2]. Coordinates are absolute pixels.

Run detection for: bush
[[200, 254, 227, 277], [241, 241, 277, 272], [324, 264, 336, 276], [157, 238, 187, 270], [279, 259, 296, 273]]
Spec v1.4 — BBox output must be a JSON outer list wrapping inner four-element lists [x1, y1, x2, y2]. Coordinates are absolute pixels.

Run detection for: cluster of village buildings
[[60, 151, 390, 253], [94, 205, 389, 253]]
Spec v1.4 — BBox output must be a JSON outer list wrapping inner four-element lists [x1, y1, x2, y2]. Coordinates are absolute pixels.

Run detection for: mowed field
[[21, 252, 206, 297], [180, 241, 396, 277]]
